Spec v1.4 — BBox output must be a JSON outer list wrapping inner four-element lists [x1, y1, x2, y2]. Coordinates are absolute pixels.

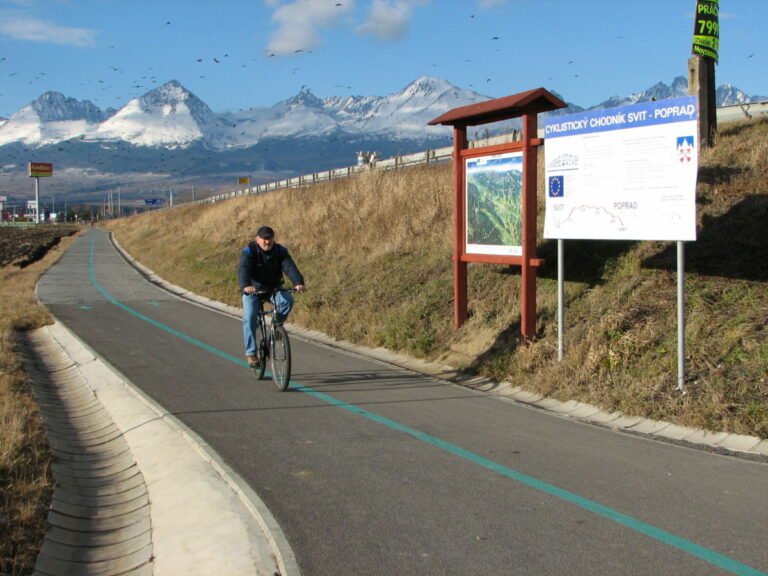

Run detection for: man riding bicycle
[[238, 226, 305, 368]]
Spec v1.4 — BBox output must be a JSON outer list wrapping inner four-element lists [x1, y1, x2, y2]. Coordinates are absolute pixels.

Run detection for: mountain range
[[0, 76, 764, 205]]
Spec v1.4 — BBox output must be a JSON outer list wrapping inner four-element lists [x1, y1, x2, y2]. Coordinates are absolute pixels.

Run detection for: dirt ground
[[0, 225, 80, 268]]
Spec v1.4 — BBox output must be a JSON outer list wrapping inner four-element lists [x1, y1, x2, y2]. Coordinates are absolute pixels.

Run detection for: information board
[[543, 97, 698, 242], [465, 151, 524, 256]]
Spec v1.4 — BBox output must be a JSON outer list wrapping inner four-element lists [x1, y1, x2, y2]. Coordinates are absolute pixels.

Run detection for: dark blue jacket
[[238, 241, 304, 293]]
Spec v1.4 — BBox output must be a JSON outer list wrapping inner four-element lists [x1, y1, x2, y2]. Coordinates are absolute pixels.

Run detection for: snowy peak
[[0, 91, 114, 146], [31, 91, 112, 123], [94, 80, 225, 148], [395, 76, 455, 101], [594, 76, 691, 109], [284, 88, 325, 110], [0, 92, 114, 146], [139, 80, 219, 126], [716, 83, 760, 105]]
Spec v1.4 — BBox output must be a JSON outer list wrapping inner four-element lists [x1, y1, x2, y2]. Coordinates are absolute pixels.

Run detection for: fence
[[200, 148, 448, 204]]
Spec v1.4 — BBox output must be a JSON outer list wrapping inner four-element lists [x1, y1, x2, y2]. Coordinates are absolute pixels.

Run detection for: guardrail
[[193, 102, 767, 207], [195, 132, 521, 206]]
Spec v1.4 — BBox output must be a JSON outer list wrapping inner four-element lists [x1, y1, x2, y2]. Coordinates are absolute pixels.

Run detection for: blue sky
[[0, 0, 765, 118]]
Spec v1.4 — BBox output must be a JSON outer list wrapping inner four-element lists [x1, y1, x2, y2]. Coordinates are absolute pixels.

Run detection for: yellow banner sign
[[29, 162, 53, 177]]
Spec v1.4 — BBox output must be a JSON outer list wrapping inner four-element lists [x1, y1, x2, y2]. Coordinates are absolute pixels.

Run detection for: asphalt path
[[37, 228, 767, 576]]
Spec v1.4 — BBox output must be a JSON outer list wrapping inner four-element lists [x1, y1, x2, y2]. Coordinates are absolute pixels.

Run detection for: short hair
[[255, 226, 275, 239]]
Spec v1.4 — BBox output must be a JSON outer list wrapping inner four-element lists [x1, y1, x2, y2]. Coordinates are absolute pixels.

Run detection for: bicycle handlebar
[[253, 287, 305, 296]]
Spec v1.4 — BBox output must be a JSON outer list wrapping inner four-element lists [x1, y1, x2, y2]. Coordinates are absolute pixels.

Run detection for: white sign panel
[[544, 96, 698, 241]]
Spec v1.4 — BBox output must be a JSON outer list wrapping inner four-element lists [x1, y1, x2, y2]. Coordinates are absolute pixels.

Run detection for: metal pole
[[34, 177, 40, 224], [677, 241, 686, 392], [558, 239, 565, 362]]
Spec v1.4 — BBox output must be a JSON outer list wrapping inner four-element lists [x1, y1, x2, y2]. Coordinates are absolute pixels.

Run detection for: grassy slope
[[103, 119, 767, 439], [0, 228, 81, 575]]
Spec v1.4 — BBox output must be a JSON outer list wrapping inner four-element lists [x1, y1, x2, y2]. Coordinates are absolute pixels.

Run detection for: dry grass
[[103, 119, 767, 439], [0, 229, 82, 575]]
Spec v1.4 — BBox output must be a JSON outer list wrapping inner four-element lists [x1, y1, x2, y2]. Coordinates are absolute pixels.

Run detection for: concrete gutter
[[24, 322, 299, 576]]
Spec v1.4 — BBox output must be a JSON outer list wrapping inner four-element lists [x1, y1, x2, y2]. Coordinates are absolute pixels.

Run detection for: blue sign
[[545, 97, 698, 139]]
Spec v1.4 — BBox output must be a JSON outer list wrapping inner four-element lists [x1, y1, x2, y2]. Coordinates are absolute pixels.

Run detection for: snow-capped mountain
[[1, 91, 115, 146], [0, 76, 764, 202], [590, 76, 692, 110], [91, 80, 228, 148], [0, 76, 481, 150], [1, 76, 763, 151]]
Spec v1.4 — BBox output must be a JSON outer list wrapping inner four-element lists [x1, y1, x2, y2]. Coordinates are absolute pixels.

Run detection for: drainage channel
[[22, 329, 154, 576]]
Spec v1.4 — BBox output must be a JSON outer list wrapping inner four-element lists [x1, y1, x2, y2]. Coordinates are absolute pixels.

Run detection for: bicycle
[[250, 288, 299, 391]]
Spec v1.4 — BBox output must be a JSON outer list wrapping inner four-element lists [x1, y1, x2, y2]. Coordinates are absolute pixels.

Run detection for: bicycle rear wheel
[[270, 325, 291, 391], [253, 323, 267, 380]]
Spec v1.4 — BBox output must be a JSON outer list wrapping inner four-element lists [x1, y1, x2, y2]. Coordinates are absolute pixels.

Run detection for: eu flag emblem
[[548, 175, 564, 198]]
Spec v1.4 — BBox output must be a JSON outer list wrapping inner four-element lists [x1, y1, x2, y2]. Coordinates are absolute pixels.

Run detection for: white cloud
[[356, 0, 416, 41], [266, 0, 355, 56], [0, 12, 97, 46]]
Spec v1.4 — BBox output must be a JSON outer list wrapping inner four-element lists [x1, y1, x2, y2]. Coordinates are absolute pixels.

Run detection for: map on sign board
[[543, 96, 699, 242], [465, 151, 524, 256]]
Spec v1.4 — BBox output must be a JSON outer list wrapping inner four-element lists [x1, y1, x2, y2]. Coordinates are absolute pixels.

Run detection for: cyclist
[[238, 226, 305, 368]]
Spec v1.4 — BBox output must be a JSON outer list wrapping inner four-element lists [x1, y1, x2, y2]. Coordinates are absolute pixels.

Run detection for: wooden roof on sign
[[428, 87, 566, 127]]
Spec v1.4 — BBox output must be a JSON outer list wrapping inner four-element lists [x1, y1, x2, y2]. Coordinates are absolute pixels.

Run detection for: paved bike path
[[36, 228, 768, 576]]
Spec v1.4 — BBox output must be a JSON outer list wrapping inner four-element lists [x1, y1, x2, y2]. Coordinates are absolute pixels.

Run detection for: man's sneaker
[[246, 355, 259, 368]]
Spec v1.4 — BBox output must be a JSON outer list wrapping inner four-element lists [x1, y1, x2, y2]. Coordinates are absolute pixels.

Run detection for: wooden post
[[453, 126, 468, 328], [520, 113, 538, 339], [688, 55, 717, 148]]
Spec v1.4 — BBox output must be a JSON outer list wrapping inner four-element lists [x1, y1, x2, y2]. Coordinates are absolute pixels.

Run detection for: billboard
[[29, 162, 53, 177]]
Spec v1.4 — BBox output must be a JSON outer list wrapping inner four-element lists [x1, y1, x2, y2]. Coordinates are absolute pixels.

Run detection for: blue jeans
[[242, 291, 294, 355]]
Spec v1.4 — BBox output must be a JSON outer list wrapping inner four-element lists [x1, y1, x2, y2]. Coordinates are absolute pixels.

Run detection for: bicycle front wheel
[[270, 325, 291, 391]]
